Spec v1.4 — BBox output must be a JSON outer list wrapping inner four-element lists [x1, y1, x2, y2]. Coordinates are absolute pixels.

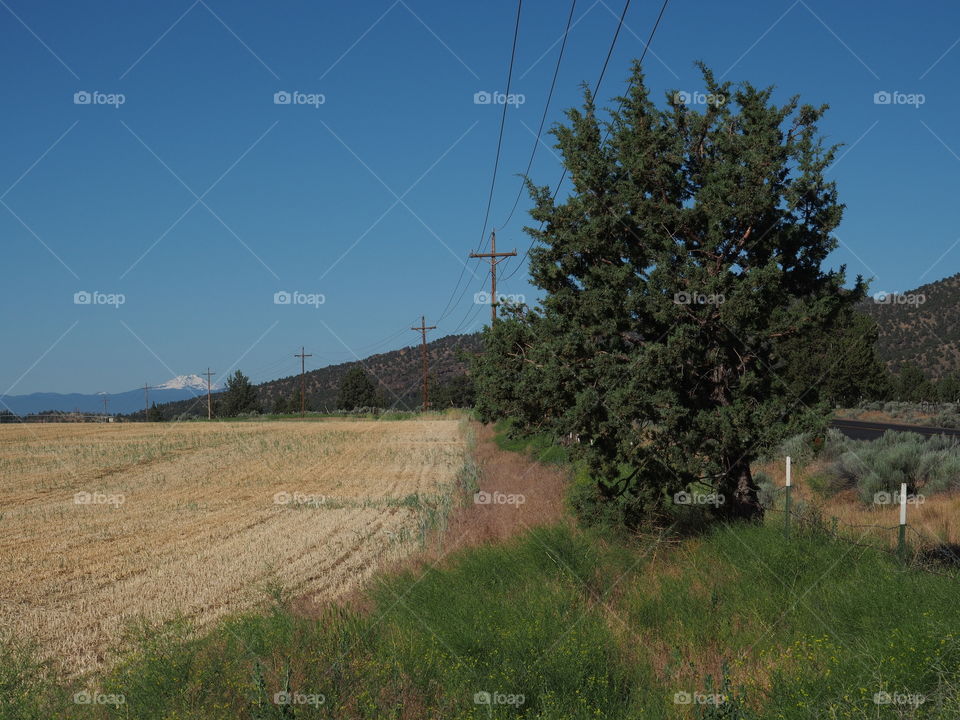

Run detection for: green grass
[[492, 419, 572, 466]]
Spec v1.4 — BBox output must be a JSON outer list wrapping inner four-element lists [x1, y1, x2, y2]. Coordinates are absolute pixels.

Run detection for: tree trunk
[[720, 457, 764, 521]]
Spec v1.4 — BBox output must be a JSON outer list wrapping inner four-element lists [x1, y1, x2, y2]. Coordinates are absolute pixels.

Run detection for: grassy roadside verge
[[5, 423, 960, 719]]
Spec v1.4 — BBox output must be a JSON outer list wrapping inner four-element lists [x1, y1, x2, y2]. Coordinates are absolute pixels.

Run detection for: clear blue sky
[[2, 0, 959, 394]]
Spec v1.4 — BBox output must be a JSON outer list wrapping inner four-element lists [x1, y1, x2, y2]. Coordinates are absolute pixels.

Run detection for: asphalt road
[[831, 418, 960, 441]]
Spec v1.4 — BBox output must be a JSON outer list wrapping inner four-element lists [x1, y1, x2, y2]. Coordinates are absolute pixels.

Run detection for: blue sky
[[2, 0, 959, 394]]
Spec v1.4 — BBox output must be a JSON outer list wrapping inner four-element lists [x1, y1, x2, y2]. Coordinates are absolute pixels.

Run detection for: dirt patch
[[444, 422, 568, 545], [292, 421, 569, 616]]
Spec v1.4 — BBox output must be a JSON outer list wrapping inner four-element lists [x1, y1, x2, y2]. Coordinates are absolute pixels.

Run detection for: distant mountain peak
[[156, 374, 219, 391]]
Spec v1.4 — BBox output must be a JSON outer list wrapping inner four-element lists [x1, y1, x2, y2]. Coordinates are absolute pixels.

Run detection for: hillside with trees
[[128, 332, 481, 419], [861, 272, 960, 378]]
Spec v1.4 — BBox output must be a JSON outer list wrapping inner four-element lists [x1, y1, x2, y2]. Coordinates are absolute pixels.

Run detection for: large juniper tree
[[513, 62, 864, 522]]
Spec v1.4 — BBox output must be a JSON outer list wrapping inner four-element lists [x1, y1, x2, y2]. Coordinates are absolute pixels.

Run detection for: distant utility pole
[[294, 347, 313, 418], [469, 230, 517, 324], [143, 383, 159, 419], [202, 368, 216, 420], [98, 393, 109, 416], [410, 316, 436, 410]]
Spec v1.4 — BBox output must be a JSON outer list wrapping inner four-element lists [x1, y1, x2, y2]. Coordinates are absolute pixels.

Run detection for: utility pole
[[294, 347, 312, 418], [143, 382, 159, 419], [469, 230, 517, 324], [98, 392, 109, 417], [202, 368, 215, 420], [410, 316, 436, 410]]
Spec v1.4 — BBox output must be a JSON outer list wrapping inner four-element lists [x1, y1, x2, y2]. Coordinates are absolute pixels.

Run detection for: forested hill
[[132, 332, 482, 418], [862, 273, 960, 378], [258, 332, 482, 410]]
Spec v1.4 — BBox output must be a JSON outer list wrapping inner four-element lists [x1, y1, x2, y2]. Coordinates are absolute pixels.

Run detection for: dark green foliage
[[775, 309, 891, 406], [335, 367, 379, 410], [430, 373, 476, 408], [271, 393, 298, 415], [472, 305, 563, 430], [938, 372, 960, 403], [146, 402, 164, 422], [891, 362, 937, 402], [476, 62, 861, 524], [219, 370, 261, 417]]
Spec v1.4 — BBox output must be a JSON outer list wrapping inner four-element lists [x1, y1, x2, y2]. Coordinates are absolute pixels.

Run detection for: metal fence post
[[898, 481, 907, 559], [784, 456, 792, 539]]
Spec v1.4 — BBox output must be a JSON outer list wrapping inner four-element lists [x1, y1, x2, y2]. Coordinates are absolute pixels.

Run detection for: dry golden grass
[[0, 419, 467, 676]]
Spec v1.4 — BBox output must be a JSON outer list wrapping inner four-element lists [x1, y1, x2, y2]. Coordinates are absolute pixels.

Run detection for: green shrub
[[823, 430, 960, 502]]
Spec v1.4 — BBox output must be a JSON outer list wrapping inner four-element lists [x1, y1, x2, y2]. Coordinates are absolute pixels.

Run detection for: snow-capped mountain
[[0, 375, 223, 416], [155, 374, 220, 391]]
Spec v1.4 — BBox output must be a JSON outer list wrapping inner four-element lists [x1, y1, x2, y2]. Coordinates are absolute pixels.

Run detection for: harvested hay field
[[0, 418, 468, 676]]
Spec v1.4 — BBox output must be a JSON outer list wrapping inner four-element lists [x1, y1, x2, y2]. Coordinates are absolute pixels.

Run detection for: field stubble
[[0, 418, 467, 676]]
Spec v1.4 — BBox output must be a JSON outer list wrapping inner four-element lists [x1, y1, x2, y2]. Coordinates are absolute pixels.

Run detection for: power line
[[477, 0, 524, 256], [449, 269, 491, 335], [439, 0, 524, 324], [500, 0, 671, 285], [497, 0, 577, 232]]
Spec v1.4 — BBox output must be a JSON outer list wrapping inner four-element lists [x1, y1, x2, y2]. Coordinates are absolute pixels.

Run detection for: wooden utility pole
[[294, 347, 312, 418], [201, 368, 215, 420], [469, 230, 516, 324], [98, 393, 109, 417], [410, 316, 436, 410], [143, 382, 159, 419]]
